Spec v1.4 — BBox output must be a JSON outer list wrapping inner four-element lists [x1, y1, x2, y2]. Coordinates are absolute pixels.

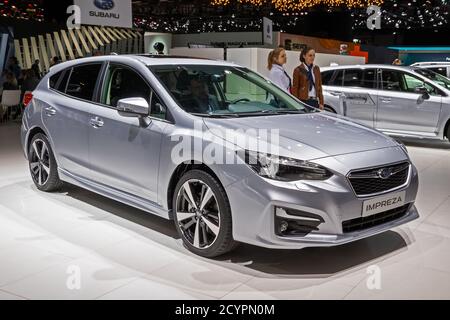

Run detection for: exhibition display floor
[[1, 123, 450, 300]]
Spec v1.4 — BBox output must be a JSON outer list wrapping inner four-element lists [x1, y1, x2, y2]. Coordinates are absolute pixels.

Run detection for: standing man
[[32, 60, 41, 79], [7, 57, 22, 80]]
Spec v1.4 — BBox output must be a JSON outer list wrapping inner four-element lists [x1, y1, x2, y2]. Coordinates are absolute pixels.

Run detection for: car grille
[[348, 162, 410, 197], [342, 204, 410, 233]]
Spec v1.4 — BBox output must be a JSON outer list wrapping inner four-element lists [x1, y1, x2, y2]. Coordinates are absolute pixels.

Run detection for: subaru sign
[[74, 0, 132, 28], [262, 17, 273, 45]]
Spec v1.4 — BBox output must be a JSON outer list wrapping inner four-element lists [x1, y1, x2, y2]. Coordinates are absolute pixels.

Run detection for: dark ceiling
[[35, 0, 450, 45]]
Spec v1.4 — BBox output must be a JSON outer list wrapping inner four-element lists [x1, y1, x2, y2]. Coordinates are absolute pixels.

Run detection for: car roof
[[133, 55, 238, 67], [48, 54, 237, 73], [320, 64, 447, 76]]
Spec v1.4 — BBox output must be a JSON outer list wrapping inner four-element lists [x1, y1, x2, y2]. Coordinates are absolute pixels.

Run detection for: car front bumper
[[225, 152, 419, 249]]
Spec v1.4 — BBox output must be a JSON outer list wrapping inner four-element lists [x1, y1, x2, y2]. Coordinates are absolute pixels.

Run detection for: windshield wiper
[[235, 109, 310, 116], [191, 109, 317, 118], [190, 112, 240, 118], [271, 109, 310, 114]]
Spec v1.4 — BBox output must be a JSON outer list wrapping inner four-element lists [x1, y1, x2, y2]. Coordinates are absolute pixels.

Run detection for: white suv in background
[[320, 64, 450, 142], [411, 62, 450, 78]]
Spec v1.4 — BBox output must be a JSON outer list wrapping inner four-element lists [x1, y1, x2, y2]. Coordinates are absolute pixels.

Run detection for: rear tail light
[[23, 92, 33, 107]]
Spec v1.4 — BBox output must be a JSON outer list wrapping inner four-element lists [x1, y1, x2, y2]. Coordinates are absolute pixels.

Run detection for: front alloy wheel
[[173, 170, 237, 257], [176, 179, 220, 249]]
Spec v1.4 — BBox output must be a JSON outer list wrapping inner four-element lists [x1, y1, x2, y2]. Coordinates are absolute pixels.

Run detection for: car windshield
[[148, 64, 315, 117], [414, 68, 450, 90]]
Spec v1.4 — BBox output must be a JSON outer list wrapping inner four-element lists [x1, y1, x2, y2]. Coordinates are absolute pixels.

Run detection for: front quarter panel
[[322, 85, 345, 114]]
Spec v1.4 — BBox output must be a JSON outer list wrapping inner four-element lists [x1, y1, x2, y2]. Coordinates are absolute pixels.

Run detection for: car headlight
[[237, 150, 332, 181]]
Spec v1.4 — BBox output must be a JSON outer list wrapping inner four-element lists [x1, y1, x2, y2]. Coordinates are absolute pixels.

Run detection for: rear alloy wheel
[[173, 170, 237, 257], [28, 134, 63, 192]]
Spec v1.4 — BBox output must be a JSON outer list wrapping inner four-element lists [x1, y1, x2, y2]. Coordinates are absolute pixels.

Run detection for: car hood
[[203, 112, 398, 160]]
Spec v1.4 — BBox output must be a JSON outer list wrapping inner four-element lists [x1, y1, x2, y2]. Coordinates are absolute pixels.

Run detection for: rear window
[[49, 69, 70, 93], [49, 71, 62, 89]]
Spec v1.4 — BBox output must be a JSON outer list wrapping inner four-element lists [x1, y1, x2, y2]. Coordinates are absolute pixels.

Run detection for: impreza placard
[[362, 191, 406, 217]]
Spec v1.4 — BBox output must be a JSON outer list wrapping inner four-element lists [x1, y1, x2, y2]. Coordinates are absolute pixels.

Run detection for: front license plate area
[[362, 191, 406, 217]]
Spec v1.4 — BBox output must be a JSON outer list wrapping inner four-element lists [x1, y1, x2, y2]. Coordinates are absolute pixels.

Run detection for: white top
[[268, 64, 291, 93], [303, 63, 316, 98]]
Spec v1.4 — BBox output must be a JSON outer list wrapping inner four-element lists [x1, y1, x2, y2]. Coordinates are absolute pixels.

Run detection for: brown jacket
[[292, 64, 324, 106]]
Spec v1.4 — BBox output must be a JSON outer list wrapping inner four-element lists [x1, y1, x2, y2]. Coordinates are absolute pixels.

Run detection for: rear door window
[[361, 69, 377, 89], [343, 69, 363, 87], [65, 63, 102, 101]]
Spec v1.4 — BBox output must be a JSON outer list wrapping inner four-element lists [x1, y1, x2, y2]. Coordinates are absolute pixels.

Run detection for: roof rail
[[136, 54, 212, 60], [411, 61, 450, 66]]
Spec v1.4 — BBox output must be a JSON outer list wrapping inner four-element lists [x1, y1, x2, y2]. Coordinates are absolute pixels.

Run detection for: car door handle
[[89, 117, 104, 128], [380, 97, 392, 103], [346, 96, 367, 101], [44, 106, 56, 116]]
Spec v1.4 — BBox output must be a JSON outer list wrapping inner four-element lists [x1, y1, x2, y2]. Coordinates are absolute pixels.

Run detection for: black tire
[[28, 133, 63, 192], [324, 105, 336, 113], [173, 169, 237, 258], [447, 124, 450, 142]]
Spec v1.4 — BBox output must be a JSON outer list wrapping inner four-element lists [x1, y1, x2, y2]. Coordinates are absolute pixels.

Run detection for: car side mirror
[[415, 86, 430, 100], [117, 97, 149, 117]]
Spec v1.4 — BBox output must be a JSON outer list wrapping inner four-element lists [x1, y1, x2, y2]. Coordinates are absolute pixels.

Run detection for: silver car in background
[[21, 55, 419, 258], [412, 61, 450, 78], [321, 64, 450, 141]]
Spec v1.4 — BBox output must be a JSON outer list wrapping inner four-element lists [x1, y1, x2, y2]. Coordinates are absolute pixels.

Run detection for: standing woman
[[267, 47, 291, 93], [292, 46, 324, 110]]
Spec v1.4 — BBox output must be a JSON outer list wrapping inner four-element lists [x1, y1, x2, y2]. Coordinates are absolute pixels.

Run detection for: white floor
[[1, 123, 450, 300]]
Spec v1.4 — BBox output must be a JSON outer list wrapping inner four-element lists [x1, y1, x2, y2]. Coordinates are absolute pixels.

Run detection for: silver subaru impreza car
[[21, 55, 419, 257]]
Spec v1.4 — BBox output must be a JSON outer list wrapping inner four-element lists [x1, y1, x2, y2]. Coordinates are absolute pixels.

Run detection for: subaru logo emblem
[[377, 168, 392, 179], [94, 0, 115, 10]]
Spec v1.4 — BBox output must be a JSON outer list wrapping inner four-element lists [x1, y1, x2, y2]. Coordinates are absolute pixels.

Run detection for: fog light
[[274, 206, 325, 237], [280, 220, 289, 233]]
